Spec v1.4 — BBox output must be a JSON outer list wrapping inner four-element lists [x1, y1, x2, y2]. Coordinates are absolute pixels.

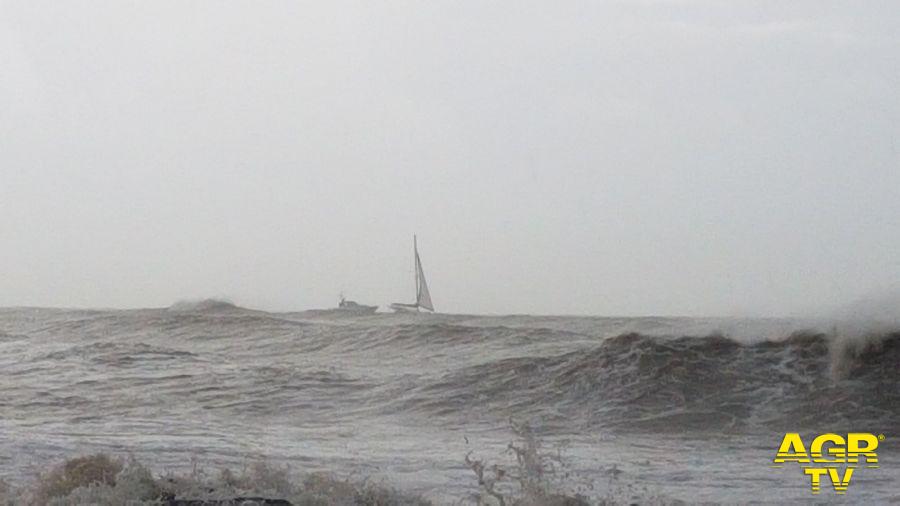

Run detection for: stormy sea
[[1, 300, 898, 504]]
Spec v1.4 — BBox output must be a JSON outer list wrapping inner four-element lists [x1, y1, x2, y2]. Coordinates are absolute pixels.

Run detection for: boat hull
[[389, 303, 430, 313], [336, 299, 378, 314], [305, 305, 378, 317]]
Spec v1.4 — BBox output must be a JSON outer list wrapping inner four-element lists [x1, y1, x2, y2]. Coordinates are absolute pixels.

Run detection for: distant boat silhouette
[[335, 293, 378, 314], [390, 235, 434, 313], [306, 293, 377, 316]]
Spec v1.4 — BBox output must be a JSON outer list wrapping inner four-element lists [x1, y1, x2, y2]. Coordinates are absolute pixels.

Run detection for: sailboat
[[390, 235, 435, 313]]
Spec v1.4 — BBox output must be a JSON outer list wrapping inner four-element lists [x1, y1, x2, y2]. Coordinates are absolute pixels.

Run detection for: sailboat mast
[[414, 234, 419, 312]]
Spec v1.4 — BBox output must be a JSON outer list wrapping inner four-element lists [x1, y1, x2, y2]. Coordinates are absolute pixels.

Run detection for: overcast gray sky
[[1, 1, 898, 316]]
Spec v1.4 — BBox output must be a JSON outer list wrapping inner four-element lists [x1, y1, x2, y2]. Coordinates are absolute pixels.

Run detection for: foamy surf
[[0, 303, 897, 504]]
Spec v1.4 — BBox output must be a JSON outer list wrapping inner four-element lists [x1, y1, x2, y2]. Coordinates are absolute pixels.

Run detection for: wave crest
[[398, 330, 900, 433], [168, 298, 241, 313]]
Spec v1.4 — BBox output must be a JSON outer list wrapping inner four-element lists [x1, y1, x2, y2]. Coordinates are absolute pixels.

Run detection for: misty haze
[[1, 2, 898, 505]]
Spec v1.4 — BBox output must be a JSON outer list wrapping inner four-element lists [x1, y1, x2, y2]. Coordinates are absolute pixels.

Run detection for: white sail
[[415, 248, 433, 311], [390, 234, 435, 313]]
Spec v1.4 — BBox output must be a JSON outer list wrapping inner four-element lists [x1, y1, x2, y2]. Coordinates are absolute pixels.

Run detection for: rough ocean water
[[1, 301, 898, 504]]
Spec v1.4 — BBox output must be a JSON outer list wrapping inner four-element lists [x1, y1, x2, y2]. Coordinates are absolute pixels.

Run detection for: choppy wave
[[1, 305, 899, 503], [40, 342, 200, 365], [4, 306, 899, 433], [168, 298, 241, 313], [398, 330, 900, 433]]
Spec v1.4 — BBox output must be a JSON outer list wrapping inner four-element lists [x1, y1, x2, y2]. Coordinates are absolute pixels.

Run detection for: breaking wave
[[168, 298, 243, 313], [397, 330, 900, 433], [2, 306, 898, 503]]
